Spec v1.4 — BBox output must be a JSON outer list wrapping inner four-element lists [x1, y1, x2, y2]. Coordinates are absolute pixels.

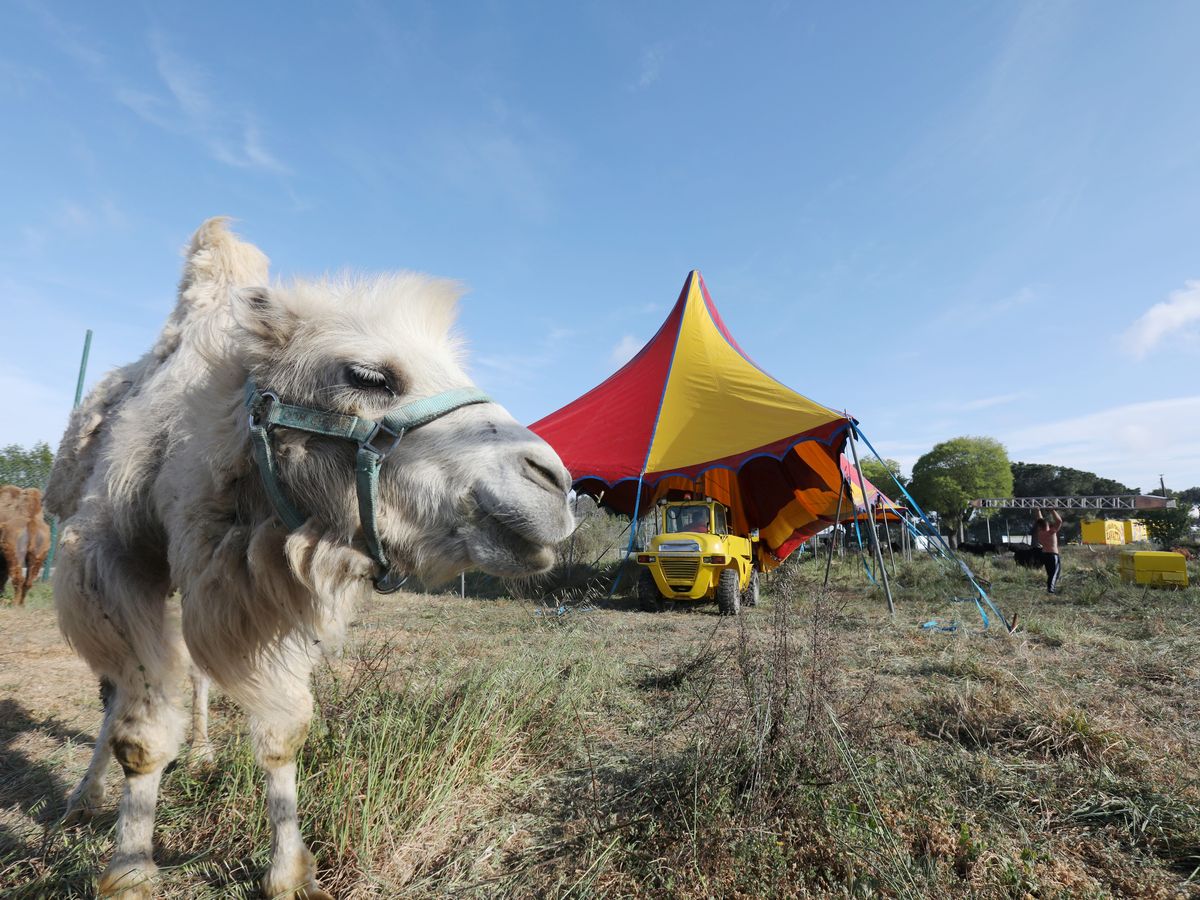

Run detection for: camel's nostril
[[524, 457, 568, 494]]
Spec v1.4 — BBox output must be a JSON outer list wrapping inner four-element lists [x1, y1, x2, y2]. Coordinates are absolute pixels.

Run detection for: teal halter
[[245, 380, 491, 593]]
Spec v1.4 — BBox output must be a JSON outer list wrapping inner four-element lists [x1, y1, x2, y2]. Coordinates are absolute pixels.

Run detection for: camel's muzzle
[[244, 380, 491, 593]]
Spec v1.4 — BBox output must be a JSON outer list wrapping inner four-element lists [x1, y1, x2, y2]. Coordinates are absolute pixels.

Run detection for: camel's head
[[233, 274, 574, 584]]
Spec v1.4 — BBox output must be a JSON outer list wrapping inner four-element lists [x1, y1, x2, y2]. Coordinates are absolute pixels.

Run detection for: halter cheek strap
[[245, 380, 491, 593]]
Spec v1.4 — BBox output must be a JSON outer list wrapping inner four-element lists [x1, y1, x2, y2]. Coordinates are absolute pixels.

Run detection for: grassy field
[[1, 544, 1198, 898]]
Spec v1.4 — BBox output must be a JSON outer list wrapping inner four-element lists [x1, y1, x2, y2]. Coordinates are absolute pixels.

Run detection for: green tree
[[1009, 461, 1137, 540], [1173, 486, 1200, 506], [858, 457, 908, 496], [1011, 462, 1133, 497], [910, 437, 1013, 538], [0, 442, 54, 489], [1140, 507, 1193, 549]]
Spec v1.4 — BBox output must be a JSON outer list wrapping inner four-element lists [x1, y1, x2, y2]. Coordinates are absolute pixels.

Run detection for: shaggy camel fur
[[0, 486, 48, 605], [45, 218, 233, 763], [48, 219, 574, 899]]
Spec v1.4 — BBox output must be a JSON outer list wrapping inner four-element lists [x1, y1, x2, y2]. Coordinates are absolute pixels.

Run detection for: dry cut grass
[[1, 544, 1198, 897]]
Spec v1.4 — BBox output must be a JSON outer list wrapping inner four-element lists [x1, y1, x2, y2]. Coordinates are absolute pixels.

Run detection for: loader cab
[[664, 502, 727, 535]]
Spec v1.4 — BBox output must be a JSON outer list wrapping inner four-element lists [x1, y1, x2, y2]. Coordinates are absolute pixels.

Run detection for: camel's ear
[[231, 286, 295, 347]]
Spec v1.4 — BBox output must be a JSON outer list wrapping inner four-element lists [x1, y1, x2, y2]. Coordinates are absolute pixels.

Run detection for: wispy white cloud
[[633, 43, 667, 90], [426, 126, 550, 219], [1122, 280, 1200, 359], [957, 392, 1024, 412], [610, 334, 641, 365], [28, 7, 288, 176], [472, 323, 576, 392], [970, 1, 1077, 149], [1004, 396, 1200, 490], [864, 395, 1200, 488], [0, 59, 49, 98], [114, 31, 289, 174], [411, 94, 566, 222], [931, 285, 1037, 331], [24, 3, 108, 72], [19, 199, 128, 254]]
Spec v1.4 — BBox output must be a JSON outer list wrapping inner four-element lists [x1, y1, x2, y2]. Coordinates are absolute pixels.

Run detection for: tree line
[[5, 438, 1197, 549], [0, 442, 53, 489], [858, 437, 1197, 550]]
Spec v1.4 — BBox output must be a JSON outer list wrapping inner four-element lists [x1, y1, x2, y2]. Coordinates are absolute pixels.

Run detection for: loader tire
[[637, 570, 663, 612], [717, 569, 741, 617]]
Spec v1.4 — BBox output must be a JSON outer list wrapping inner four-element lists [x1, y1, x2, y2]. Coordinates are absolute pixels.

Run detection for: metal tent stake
[[607, 474, 645, 598], [847, 419, 894, 617], [879, 501, 897, 576], [824, 475, 846, 588]]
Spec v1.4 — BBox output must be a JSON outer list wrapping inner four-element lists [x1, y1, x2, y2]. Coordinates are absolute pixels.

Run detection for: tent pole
[[824, 475, 846, 588], [566, 492, 579, 579], [857, 525, 871, 579], [847, 420, 894, 617], [607, 475, 646, 598], [880, 502, 898, 576]]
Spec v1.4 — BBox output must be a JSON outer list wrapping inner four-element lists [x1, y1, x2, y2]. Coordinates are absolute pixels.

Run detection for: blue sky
[[3, 1, 1199, 491]]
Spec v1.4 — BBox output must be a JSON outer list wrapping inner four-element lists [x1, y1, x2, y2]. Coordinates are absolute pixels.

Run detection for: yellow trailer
[[1081, 519, 1125, 545], [1123, 520, 1148, 543], [1119, 550, 1188, 588]]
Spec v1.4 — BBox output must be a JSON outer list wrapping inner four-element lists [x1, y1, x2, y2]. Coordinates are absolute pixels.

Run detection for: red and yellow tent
[[531, 271, 851, 566]]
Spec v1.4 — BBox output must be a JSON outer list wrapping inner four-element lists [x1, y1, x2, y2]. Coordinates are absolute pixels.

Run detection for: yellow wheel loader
[[634, 499, 759, 616]]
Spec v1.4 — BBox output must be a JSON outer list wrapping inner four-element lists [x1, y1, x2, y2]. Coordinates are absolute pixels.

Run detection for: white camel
[[47, 219, 574, 899]]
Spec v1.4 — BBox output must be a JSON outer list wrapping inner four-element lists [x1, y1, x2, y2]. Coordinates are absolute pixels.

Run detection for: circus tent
[[530, 271, 852, 565]]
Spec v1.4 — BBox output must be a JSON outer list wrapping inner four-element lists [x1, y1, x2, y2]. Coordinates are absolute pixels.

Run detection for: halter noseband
[[245, 380, 491, 593]]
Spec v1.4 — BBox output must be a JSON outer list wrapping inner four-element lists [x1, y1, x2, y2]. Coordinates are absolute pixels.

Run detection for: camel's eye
[[346, 364, 395, 395]]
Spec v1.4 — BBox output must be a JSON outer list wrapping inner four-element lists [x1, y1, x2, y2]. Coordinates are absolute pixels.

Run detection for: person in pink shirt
[[1034, 509, 1063, 593]]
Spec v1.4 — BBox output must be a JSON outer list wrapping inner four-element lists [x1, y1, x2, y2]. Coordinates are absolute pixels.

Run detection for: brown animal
[[0, 486, 49, 605], [0, 484, 24, 600], [22, 488, 51, 597]]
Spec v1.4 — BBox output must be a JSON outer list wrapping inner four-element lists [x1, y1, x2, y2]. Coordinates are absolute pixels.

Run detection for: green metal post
[[74, 330, 93, 407]]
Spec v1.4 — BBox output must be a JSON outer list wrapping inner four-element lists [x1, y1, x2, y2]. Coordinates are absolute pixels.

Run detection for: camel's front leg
[[97, 679, 185, 899], [233, 647, 332, 900], [99, 767, 166, 898], [261, 756, 330, 900]]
